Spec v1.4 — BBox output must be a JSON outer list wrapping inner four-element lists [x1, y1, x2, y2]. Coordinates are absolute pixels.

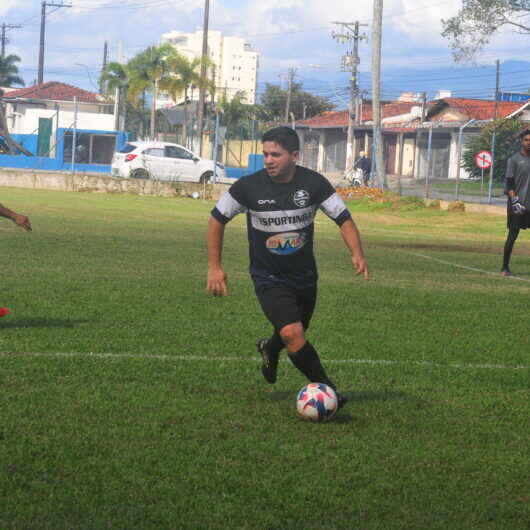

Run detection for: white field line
[[318, 232, 530, 284], [399, 250, 530, 283], [0, 351, 528, 371]]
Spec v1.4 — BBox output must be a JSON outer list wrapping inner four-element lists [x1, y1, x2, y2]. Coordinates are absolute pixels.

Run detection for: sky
[[2, 0, 530, 107]]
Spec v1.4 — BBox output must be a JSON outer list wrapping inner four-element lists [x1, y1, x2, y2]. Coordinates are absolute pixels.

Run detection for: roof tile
[[2, 81, 102, 104]]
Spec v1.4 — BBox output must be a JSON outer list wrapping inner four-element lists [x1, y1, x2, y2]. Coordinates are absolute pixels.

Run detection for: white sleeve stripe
[[319, 192, 347, 220], [215, 191, 247, 220]]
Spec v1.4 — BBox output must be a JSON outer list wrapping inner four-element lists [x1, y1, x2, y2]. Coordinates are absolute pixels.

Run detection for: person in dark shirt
[[501, 129, 530, 276], [354, 151, 371, 186], [206, 126, 369, 409]]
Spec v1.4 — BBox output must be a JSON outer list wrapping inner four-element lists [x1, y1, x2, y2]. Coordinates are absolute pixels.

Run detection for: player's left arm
[[316, 176, 368, 280], [339, 218, 369, 280]]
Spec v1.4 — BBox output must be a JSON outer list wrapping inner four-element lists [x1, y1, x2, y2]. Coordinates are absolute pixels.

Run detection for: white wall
[[161, 29, 259, 105], [7, 104, 115, 135]]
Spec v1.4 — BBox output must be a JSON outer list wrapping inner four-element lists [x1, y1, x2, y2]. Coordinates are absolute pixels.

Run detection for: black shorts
[[254, 284, 317, 332], [507, 204, 530, 230]]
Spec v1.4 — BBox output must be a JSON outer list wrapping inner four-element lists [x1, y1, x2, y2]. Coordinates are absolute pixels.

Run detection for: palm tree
[[128, 44, 175, 139], [101, 61, 130, 130], [159, 52, 212, 148], [0, 54, 25, 87], [217, 90, 255, 164]]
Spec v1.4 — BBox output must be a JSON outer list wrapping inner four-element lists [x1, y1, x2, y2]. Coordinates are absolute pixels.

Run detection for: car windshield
[[119, 144, 137, 154]]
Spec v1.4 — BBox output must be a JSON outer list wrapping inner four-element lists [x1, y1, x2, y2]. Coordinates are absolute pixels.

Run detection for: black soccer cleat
[[501, 268, 513, 277], [257, 338, 278, 384], [335, 391, 348, 411]]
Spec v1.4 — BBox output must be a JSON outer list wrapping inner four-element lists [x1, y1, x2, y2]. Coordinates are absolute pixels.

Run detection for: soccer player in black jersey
[[501, 129, 530, 276], [207, 127, 368, 409]]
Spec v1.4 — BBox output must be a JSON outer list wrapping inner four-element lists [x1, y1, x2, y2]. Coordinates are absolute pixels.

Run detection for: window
[[165, 145, 194, 159], [143, 148, 164, 157], [63, 132, 116, 164], [119, 143, 136, 153]]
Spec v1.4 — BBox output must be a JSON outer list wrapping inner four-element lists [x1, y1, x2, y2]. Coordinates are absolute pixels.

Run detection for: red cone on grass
[[0, 307, 11, 317]]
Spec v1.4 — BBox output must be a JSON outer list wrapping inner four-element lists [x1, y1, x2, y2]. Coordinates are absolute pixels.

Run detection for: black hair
[[262, 126, 300, 153], [519, 128, 530, 139]]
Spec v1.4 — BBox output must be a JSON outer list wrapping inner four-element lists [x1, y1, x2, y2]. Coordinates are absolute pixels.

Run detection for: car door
[[141, 147, 166, 179], [165, 145, 199, 182]]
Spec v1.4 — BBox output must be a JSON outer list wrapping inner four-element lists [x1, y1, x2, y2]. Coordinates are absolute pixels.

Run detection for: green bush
[[462, 118, 523, 181]]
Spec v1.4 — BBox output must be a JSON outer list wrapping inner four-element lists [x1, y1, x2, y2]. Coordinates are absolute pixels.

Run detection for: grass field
[[1, 187, 529, 529], [429, 178, 505, 198]]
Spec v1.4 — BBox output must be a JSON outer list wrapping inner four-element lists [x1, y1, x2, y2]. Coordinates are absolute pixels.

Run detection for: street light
[[456, 119, 476, 200]]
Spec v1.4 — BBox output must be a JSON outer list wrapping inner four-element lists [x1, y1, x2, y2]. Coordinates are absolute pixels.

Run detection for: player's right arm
[[206, 180, 248, 297], [505, 156, 516, 199], [0, 203, 32, 231], [207, 216, 228, 296]]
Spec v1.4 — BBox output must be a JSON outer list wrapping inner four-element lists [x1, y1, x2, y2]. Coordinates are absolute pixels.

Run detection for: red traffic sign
[[475, 150, 492, 170]]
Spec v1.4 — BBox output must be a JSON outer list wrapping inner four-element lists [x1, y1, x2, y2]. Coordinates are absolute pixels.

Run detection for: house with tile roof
[[1, 82, 125, 171], [295, 96, 530, 182]]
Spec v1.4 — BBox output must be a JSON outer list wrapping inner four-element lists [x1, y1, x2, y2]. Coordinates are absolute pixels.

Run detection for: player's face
[[522, 134, 530, 153], [263, 141, 299, 181]]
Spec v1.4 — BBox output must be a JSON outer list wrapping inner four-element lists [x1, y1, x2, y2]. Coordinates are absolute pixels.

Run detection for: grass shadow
[[346, 389, 411, 402], [0, 318, 91, 329]]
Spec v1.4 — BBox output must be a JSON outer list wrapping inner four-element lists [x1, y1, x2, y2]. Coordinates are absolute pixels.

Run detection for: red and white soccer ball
[[296, 383, 338, 422]]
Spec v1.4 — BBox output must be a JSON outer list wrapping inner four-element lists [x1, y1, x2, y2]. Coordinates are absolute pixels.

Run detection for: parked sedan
[[111, 141, 229, 183]]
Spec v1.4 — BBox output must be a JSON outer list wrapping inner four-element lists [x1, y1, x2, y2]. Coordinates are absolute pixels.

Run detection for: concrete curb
[[425, 198, 505, 216]]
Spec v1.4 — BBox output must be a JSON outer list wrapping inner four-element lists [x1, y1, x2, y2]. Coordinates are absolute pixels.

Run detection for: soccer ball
[[296, 383, 338, 422]]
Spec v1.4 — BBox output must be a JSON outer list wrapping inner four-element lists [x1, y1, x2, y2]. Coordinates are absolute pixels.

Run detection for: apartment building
[[160, 29, 259, 105]]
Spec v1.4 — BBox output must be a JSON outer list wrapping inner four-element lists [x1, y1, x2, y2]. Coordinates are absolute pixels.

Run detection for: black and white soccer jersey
[[211, 166, 351, 288]]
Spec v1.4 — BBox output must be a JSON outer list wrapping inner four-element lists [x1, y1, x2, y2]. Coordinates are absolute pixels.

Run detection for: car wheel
[[199, 171, 213, 184], [131, 168, 150, 179]]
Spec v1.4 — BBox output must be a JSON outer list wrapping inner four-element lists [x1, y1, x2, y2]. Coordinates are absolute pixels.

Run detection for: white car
[[111, 141, 228, 183]]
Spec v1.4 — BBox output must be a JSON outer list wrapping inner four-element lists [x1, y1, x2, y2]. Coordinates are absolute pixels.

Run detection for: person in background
[[501, 129, 530, 276], [354, 151, 372, 186]]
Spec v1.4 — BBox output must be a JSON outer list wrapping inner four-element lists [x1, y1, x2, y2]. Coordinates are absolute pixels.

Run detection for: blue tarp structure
[[0, 128, 128, 173]]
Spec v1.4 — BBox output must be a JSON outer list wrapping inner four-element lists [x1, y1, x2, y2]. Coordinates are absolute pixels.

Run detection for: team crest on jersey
[[266, 232, 306, 255], [293, 189, 310, 207]]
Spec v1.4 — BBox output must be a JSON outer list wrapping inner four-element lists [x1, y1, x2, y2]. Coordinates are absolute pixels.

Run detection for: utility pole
[[38, 1, 72, 84], [197, 0, 210, 156], [332, 20, 368, 175], [372, 0, 385, 190], [488, 59, 501, 204], [284, 67, 297, 123], [99, 40, 108, 95], [1, 23, 22, 58]]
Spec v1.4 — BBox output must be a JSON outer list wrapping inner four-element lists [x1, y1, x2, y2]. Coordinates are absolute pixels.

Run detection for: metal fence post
[[456, 119, 475, 201], [71, 96, 78, 174]]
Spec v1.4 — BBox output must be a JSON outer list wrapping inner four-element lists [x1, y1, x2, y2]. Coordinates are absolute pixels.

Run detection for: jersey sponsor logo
[[293, 189, 310, 207], [256, 210, 313, 228], [257, 199, 277, 205], [266, 232, 306, 255], [250, 205, 315, 233]]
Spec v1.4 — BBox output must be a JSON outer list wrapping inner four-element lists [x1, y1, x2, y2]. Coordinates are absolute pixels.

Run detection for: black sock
[[503, 227, 520, 269], [288, 341, 336, 390], [267, 331, 284, 359]]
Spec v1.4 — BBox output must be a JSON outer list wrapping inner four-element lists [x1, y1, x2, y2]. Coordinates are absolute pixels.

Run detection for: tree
[[442, 1, 530, 61], [217, 90, 256, 162], [0, 54, 24, 87], [259, 82, 335, 122], [128, 44, 175, 139], [462, 118, 524, 181], [159, 52, 212, 147]]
